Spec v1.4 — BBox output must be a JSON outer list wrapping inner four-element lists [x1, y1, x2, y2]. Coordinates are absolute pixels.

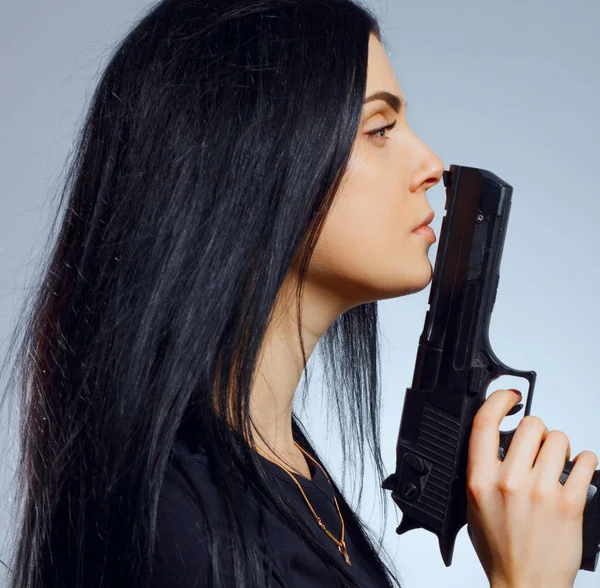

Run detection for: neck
[[245, 274, 348, 459]]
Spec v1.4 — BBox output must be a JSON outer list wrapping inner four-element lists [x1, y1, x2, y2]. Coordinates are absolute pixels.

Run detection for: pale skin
[[245, 34, 444, 479]]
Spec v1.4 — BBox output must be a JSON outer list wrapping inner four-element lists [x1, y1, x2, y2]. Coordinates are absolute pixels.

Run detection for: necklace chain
[[253, 441, 351, 566]]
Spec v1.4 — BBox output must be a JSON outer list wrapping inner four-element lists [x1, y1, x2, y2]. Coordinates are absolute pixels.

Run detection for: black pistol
[[382, 164, 600, 571]]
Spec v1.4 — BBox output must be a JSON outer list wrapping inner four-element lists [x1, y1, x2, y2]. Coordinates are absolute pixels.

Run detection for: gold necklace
[[253, 441, 351, 566]]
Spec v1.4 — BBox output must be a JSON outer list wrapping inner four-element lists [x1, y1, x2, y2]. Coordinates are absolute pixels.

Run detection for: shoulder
[[150, 440, 217, 586], [150, 439, 286, 587], [156, 438, 225, 527]]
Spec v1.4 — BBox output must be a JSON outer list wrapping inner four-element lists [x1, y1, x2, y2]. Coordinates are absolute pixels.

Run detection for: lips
[[413, 210, 435, 231]]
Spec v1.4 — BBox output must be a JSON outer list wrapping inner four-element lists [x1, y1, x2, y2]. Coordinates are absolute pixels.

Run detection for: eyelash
[[368, 120, 397, 141]]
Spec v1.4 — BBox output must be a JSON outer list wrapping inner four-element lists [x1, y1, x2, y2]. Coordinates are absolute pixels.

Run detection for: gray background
[[1, 0, 598, 586]]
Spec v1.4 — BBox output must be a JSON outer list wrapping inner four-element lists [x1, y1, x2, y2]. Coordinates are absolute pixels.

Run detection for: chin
[[396, 254, 433, 293], [396, 276, 432, 298], [370, 260, 434, 301], [316, 256, 434, 308], [408, 263, 434, 294]]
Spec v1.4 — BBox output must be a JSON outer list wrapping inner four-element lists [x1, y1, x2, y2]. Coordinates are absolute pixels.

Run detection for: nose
[[410, 139, 444, 193]]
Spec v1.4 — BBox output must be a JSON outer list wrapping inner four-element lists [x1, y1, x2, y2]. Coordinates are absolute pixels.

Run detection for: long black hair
[[0, 0, 405, 586]]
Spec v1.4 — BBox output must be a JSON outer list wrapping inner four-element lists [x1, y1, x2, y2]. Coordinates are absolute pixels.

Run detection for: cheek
[[338, 164, 403, 242], [308, 172, 422, 290]]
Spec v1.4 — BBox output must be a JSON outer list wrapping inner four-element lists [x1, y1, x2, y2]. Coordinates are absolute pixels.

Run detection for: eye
[[367, 120, 397, 142]]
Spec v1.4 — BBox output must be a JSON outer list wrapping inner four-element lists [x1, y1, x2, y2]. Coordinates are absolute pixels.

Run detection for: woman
[[2, 0, 596, 587]]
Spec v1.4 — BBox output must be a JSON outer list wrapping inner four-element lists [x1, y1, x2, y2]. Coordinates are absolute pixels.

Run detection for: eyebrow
[[363, 91, 405, 114]]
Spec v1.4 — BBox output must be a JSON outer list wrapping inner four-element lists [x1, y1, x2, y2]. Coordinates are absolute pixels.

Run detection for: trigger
[[507, 403, 523, 416]]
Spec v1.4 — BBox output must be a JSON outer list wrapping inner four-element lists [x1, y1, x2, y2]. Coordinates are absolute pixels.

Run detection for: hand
[[466, 388, 598, 588]]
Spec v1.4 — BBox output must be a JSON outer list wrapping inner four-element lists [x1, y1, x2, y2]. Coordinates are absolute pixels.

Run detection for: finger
[[467, 389, 524, 483], [533, 430, 571, 489], [562, 451, 599, 515], [500, 415, 550, 477]]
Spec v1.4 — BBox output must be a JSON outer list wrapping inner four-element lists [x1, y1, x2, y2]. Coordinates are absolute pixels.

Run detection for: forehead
[[365, 34, 403, 100]]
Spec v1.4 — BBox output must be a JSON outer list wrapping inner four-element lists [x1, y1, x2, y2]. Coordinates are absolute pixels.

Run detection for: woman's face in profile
[[308, 34, 444, 309]]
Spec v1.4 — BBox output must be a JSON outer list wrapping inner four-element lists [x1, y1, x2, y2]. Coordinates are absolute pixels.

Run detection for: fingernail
[[510, 389, 522, 398]]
